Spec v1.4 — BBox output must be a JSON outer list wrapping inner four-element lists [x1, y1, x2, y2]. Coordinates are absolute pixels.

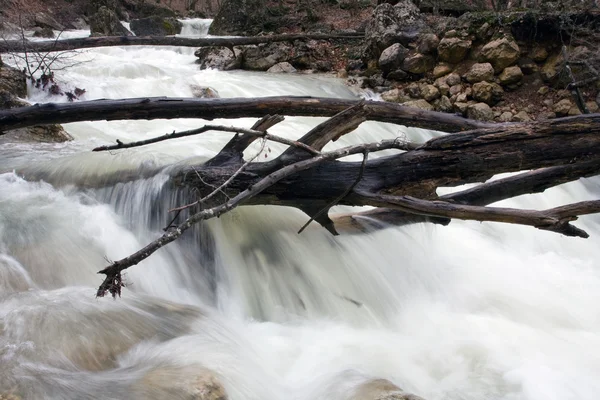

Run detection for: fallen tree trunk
[[0, 33, 363, 53], [93, 108, 600, 296], [0, 96, 492, 134]]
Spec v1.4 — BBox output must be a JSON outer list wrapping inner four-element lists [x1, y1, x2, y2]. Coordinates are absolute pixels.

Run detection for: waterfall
[[1, 25, 600, 400]]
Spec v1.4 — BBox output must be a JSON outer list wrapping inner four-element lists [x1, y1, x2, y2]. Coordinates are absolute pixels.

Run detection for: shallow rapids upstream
[[1, 19, 600, 400]]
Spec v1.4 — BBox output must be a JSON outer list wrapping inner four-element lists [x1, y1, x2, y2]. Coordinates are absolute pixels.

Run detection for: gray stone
[[446, 72, 461, 86], [498, 66, 523, 85], [465, 62, 494, 83], [130, 16, 183, 36], [267, 62, 297, 73], [498, 111, 514, 122], [532, 46, 549, 62], [416, 33, 439, 55], [472, 81, 503, 105], [467, 102, 494, 121], [512, 110, 532, 122], [433, 95, 453, 112], [378, 43, 409, 74], [553, 98, 573, 116], [402, 99, 434, 111], [479, 37, 520, 72], [433, 63, 453, 78], [195, 46, 243, 70], [90, 7, 133, 37], [402, 53, 435, 74], [420, 84, 440, 101], [438, 37, 472, 64], [190, 85, 220, 98]]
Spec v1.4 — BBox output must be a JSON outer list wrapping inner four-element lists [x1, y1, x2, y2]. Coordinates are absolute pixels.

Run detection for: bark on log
[[0, 33, 364, 54], [0, 96, 492, 134]]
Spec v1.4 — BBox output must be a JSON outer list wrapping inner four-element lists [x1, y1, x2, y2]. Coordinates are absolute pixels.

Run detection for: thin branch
[[356, 190, 600, 238], [92, 124, 321, 155]]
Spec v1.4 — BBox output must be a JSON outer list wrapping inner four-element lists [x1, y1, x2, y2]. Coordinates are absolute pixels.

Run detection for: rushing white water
[[1, 21, 600, 400]]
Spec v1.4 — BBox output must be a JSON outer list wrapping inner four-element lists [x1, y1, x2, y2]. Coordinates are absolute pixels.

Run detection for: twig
[[92, 124, 321, 155]]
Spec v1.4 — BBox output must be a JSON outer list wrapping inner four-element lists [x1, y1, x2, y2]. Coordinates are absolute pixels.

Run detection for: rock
[[433, 63, 453, 78], [540, 52, 565, 83], [532, 46, 549, 62], [476, 22, 491, 40], [416, 33, 439, 54], [34, 12, 64, 31], [90, 6, 133, 37], [453, 101, 469, 115], [472, 81, 503, 105], [363, 1, 424, 60], [455, 92, 468, 103], [538, 111, 556, 120], [586, 101, 599, 113], [32, 27, 55, 38], [437, 37, 472, 64], [337, 69, 348, 79], [420, 84, 440, 101], [378, 43, 409, 74], [130, 16, 183, 36], [267, 62, 297, 73], [131, 365, 227, 400], [543, 98, 554, 107], [568, 106, 582, 116], [208, 0, 268, 36], [406, 83, 421, 98], [433, 95, 452, 112], [242, 42, 293, 71], [402, 99, 434, 111], [381, 88, 411, 103], [17, 125, 73, 142], [498, 66, 523, 85], [465, 62, 494, 83], [195, 46, 243, 70], [467, 102, 494, 121], [553, 98, 573, 116], [350, 378, 425, 400], [0, 65, 27, 97], [512, 110, 532, 122], [537, 86, 550, 95], [498, 111, 513, 122], [479, 37, 520, 73], [449, 84, 463, 96], [190, 85, 220, 98], [402, 53, 434, 74], [387, 69, 409, 80], [438, 82, 450, 96], [445, 72, 461, 86]]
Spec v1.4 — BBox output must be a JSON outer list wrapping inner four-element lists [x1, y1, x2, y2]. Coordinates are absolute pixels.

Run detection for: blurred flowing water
[[1, 19, 600, 400]]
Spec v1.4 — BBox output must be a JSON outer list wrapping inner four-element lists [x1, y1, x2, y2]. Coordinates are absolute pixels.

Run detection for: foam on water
[[1, 25, 600, 400]]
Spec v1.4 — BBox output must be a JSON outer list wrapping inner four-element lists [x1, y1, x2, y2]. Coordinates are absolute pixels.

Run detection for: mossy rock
[[130, 16, 183, 36]]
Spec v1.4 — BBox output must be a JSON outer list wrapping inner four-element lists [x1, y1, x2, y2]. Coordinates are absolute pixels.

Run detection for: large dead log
[[0, 33, 363, 54], [0, 96, 492, 134]]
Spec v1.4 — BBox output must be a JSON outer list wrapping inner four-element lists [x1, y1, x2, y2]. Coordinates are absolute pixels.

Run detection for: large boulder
[[363, 1, 425, 61], [378, 43, 409, 75], [242, 42, 293, 71], [130, 16, 183, 36], [0, 65, 27, 98], [208, 0, 267, 36], [540, 52, 566, 84], [479, 36, 520, 72], [437, 37, 471, 64], [402, 52, 434, 74], [465, 62, 494, 83], [350, 378, 425, 400], [90, 6, 133, 37], [131, 365, 227, 400], [402, 99, 434, 111], [195, 46, 243, 70]]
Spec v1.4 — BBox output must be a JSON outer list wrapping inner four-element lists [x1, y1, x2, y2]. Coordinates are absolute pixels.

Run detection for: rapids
[[1, 19, 600, 400]]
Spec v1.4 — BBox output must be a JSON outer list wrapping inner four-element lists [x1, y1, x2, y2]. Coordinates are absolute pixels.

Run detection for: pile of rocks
[[358, 0, 600, 121]]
